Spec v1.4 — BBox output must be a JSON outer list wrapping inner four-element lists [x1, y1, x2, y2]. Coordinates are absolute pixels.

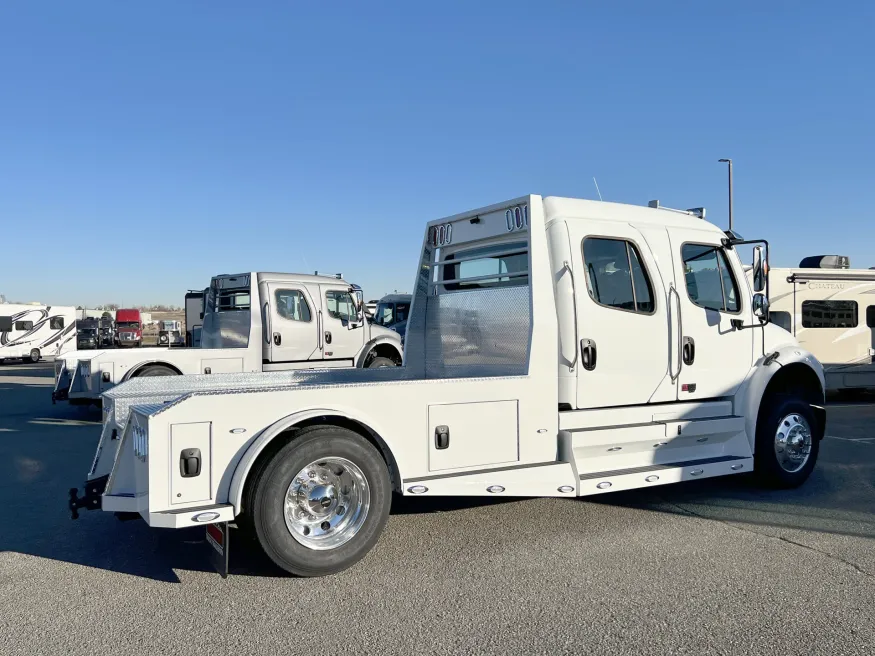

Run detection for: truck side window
[[682, 244, 740, 313], [582, 238, 654, 314], [867, 306, 875, 328], [15, 321, 34, 331], [325, 291, 354, 322], [50, 317, 64, 330], [275, 290, 311, 322], [801, 300, 858, 328]]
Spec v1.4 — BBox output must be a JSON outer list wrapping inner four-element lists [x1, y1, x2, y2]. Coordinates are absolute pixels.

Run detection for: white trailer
[[70, 195, 826, 578], [765, 257, 875, 393], [52, 273, 402, 404], [0, 304, 77, 362]]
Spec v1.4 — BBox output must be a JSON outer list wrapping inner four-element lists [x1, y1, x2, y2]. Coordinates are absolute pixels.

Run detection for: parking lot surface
[[1, 361, 872, 655]]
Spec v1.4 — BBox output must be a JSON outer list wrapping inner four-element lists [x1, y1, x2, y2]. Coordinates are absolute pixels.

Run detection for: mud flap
[[811, 404, 827, 440], [205, 522, 230, 579]]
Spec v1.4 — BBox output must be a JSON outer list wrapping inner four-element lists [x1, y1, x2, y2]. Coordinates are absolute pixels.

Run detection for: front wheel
[[754, 395, 820, 488], [245, 426, 392, 577], [29, 349, 40, 363], [366, 356, 396, 368]]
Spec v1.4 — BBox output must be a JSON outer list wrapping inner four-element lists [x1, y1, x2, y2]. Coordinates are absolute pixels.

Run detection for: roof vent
[[798, 255, 850, 269]]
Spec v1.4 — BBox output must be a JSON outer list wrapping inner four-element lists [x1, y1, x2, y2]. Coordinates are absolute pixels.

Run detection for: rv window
[[0, 316, 11, 332], [442, 242, 528, 291], [801, 300, 858, 328], [325, 290, 355, 322], [50, 317, 64, 330], [15, 321, 34, 331], [582, 238, 654, 314], [682, 244, 741, 313], [771, 311, 792, 333], [867, 306, 875, 329], [275, 289, 312, 322]]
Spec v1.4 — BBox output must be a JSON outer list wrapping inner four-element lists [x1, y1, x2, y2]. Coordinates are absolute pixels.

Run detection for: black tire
[[366, 356, 396, 368], [244, 425, 391, 577], [754, 395, 819, 489], [135, 364, 177, 377], [29, 349, 40, 363]]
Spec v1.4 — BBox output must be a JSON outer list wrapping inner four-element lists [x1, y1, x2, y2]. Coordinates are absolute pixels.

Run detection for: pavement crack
[[658, 497, 874, 579]]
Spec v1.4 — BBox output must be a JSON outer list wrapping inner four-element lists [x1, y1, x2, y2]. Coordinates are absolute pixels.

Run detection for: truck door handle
[[682, 336, 695, 366], [324, 331, 332, 345], [273, 332, 281, 346], [179, 448, 201, 478], [580, 339, 597, 371], [434, 425, 450, 449]]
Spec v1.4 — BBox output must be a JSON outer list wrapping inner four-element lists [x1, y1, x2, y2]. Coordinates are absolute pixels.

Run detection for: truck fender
[[227, 407, 399, 515], [736, 345, 826, 452], [355, 335, 402, 368]]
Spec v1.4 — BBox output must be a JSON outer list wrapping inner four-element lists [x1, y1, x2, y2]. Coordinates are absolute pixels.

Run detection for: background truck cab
[[115, 309, 142, 347], [54, 272, 403, 404]]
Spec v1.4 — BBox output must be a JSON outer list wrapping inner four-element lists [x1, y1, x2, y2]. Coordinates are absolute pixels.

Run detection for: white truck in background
[[70, 195, 826, 578], [53, 272, 402, 405], [764, 255, 875, 394]]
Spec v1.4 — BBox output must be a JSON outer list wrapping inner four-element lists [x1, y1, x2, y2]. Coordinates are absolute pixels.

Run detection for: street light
[[718, 158, 733, 231]]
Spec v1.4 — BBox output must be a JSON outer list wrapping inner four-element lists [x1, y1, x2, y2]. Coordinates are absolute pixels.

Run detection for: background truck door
[[667, 233, 753, 399], [319, 285, 364, 362], [264, 282, 320, 363], [568, 220, 672, 409]]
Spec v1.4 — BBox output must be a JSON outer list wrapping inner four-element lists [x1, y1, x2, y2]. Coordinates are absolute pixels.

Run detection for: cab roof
[[543, 196, 725, 235], [253, 272, 352, 285]]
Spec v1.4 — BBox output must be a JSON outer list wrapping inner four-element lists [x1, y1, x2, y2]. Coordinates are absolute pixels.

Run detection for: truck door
[[319, 285, 364, 363], [667, 231, 753, 399], [263, 282, 320, 363], [568, 220, 673, 409]]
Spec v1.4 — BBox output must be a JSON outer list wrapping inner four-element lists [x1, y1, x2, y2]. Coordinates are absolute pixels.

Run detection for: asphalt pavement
[[0, 361, 872, 655]]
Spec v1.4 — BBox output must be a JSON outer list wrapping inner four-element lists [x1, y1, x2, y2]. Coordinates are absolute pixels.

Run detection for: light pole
[[718, 158, 733, 231]]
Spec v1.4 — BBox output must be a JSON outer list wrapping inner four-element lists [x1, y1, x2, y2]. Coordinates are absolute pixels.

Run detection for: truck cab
[[115, 309, 142, 347], [76, 318, 100, 350], [71, 195, 826, 578], [158, 320, 184, 347], [370, 293, 412, 344]]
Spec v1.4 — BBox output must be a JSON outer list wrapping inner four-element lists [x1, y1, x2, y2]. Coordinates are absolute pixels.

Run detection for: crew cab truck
[[54, 272, 402, 405], [115, 309, 142, 347], [70, 195, 826, 578]]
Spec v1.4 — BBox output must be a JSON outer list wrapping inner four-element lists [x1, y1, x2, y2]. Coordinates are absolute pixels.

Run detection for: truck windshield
[[79, 329, 97, 336], [117, 321, 140, 329], [373, 302, 410, 327]]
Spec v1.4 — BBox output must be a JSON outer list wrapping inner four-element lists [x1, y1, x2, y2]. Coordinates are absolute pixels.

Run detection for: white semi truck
[[69, 195, 826, 578], [53, 272, 402, 405]]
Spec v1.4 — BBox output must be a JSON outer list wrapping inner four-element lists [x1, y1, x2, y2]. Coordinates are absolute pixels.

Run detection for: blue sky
[[1, 1, 872, 306]]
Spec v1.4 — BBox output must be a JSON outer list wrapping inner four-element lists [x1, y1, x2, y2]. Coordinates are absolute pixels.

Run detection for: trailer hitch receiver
[[68, 475, 108, 519]]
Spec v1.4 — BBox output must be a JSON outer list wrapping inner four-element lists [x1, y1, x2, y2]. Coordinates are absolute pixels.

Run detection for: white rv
[[765, 255, 875, 393], [53, 272, 403, 404], [70, 195, 826, 578], [0, 304, 77, 362]]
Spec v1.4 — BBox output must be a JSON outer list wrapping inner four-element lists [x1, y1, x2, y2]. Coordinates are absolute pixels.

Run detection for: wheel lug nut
[[308, 471, 316, 479]]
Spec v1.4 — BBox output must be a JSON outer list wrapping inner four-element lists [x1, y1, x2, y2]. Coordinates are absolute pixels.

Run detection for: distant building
[[0, 294, 5, 304]]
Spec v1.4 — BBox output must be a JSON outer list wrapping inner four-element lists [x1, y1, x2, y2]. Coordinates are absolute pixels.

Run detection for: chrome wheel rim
[[283, 457, 370, 550], [774, 413, 812, 473]]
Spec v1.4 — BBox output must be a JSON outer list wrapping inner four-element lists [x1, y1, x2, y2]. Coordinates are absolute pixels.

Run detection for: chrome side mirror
[[752, 246, 766, 292], [753, 293, 769, 322]]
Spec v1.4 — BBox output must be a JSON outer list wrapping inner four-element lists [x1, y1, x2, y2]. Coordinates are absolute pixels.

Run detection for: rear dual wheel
[[29, 349, 40, 363], [244, 426, 392, 577]]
